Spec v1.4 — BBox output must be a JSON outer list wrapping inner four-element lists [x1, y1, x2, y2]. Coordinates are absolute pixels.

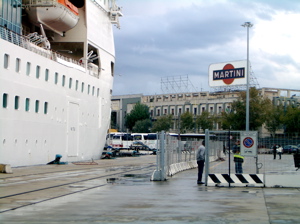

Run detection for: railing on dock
[[151, 132, 202, 181]]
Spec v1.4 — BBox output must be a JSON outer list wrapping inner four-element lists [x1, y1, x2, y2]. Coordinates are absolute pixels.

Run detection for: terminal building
[[111, 87, 300, 134]]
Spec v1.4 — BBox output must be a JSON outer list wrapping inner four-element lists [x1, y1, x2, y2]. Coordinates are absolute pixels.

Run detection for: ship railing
[[1, 25, 23, 46], [0, 25, 99, 75], [23, 0, 56, 7], [54, 53, 87, 71]]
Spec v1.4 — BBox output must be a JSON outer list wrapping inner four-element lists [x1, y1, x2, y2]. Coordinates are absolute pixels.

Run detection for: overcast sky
[[112, 0, 300, 96]]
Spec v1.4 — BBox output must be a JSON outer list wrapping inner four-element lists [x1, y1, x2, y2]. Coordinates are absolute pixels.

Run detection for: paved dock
[[1, 155, 300, 223]]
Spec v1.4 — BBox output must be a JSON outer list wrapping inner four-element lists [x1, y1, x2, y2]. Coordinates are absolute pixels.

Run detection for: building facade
[[111, 88, 300, 133]]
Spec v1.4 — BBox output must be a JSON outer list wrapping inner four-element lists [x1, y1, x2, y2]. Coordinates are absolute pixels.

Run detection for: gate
[[151, 130, 300, 187], [151, 131, 199, 181], [205, 130, 264, 187]]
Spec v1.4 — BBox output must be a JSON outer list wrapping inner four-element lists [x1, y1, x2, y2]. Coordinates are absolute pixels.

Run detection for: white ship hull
[[0, 0, 122, 167]]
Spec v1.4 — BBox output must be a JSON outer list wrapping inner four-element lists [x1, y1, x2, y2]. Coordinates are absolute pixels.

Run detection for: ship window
[[26, 62, 31, 76], [16, 58, 20, 72], [15, 96, 19, 110], [3, 93, 8, 108], [4, 54, 9, 69], [111, 61, 114, 76], [25, 98, 30, 111], [36, 66, 40, 79], [81, 83, 84, 92], [35, 100, 39, 113], [76, 80, 79, 91], [45, 69, 49, 81], [55, 72, 58, 84], [44, 102, 48, 114], [62, 75, 65, 87], [88, 84, 90, 94], [92, 86, 95, 96], [69, 78, 72, 89], [97, 88, 99, 97]]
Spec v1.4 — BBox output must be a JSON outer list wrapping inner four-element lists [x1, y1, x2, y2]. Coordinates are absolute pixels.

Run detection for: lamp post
[[242, 22, 253, 131]]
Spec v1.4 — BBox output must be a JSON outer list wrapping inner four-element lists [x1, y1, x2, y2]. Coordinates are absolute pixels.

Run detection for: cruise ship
[[0, 0, 122, 167]]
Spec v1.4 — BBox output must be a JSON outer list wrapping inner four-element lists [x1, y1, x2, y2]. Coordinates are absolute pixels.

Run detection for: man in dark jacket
[[197, 140, 205, 184]]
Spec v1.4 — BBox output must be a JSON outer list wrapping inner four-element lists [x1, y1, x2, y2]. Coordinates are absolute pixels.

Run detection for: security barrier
[[207, 174, 264, 187], [151, 132, 201, 181], [151, 130, 300, 187], [206, 130, 300, 187]]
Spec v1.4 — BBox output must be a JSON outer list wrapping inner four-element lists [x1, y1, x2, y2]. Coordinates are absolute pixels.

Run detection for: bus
[[145, 133, 158, 150], [107, 132, 132, 149], [107, 133, 160, 150], [169, 133, 205, 141]]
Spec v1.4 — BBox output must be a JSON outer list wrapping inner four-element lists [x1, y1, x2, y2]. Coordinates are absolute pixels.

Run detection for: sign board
[[240, 131, 257, 157], [208, 60, 248, 87]]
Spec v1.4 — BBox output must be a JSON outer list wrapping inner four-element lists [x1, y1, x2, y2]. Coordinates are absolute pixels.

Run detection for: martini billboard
[[208, 60, 248, 87]]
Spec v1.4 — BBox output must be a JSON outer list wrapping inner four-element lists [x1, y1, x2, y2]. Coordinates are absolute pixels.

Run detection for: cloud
[[113, 0, 300, 96]]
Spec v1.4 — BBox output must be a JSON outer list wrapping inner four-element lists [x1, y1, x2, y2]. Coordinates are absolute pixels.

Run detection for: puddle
[[69, 185, 86, 188], [122, 174, 149, 178], [106, 178, 120, 183], [105, 167, 134, 172], [105, 174, 152, 185], [241, 190, 259, 194]]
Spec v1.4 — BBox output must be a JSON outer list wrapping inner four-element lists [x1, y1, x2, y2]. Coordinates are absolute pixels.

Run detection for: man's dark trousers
[[197, 160, 205, 182]]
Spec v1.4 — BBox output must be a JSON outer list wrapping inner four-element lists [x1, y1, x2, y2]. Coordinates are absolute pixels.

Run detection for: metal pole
[[246, 24, 250, 131], [242, 22, 253, 131], [204, 129, 209, 186], [160, 131, 165, 180], [228, 128, 231, 188]]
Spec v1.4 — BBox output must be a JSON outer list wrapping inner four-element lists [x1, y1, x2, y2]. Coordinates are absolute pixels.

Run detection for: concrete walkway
[[1, 155, 300, 223]]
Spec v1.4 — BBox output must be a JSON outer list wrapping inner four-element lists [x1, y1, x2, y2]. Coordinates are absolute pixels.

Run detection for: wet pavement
[[1, 155, 300, 224]]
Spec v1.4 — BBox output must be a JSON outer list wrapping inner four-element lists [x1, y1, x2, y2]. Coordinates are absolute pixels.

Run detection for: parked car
[[283, 145, 298, 154], [130, 141, 151, 151]]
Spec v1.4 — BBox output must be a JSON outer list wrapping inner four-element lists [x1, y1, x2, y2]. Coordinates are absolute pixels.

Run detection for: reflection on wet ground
[[106, 177, 120, 183], [106, 173, 152, 186], [1, 156, 300, 223]]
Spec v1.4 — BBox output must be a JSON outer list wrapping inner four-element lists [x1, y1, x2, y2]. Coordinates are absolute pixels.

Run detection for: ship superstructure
[[0, 0, 122, 166]]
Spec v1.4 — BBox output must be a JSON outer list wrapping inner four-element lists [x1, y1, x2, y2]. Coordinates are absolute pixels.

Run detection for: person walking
[[233, 149, 244, 174], [277, 145, 283, 160], [273, 144, 277, 160], [197, 140, 206, 184]]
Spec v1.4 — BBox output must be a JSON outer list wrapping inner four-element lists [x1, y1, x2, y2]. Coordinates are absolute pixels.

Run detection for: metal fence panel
[[207, 130, 300, 175], [152, 132, 200, 180]]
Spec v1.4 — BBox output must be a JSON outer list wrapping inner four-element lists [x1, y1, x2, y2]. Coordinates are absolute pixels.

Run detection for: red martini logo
[[213, 64, 245, 85]]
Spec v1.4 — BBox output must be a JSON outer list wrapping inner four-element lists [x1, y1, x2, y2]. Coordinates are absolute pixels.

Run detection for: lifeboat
[[24, 0, 80, 36]]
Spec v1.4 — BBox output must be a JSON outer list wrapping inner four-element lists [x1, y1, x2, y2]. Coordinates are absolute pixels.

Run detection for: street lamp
[[242, 22, 253, 131]]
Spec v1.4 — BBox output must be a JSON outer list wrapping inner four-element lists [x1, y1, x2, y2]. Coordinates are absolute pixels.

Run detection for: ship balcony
[[0, 25, 98, 77]]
